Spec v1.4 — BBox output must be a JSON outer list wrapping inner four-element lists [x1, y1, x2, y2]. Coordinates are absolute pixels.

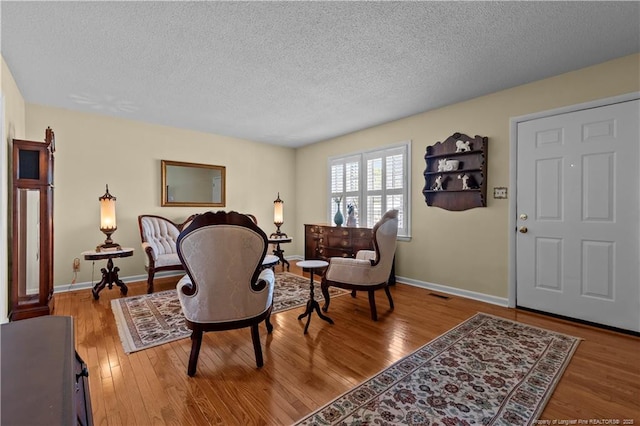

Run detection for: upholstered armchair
[[321, 209, 399, 321], [138, 214, 197, 293], [175, 211, 275, 377]]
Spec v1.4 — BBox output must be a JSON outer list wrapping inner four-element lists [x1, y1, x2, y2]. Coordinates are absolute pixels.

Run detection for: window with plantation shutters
[[328, 142, 410, 238]]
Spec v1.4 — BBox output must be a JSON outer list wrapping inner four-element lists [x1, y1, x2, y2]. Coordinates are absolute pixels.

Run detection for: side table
[[261, 254, 280, 270], [82, 248, 134, 300], [268, 236, 292, 271], [296, 260, 333, 334]]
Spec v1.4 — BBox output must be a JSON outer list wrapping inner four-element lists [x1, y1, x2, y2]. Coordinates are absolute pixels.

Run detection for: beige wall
[[295, 53, 640, 299], [2, 57, 26, 141], [2, 56, 27, 321], [3, 53, 639, 302], [24, 105, 296, 287]]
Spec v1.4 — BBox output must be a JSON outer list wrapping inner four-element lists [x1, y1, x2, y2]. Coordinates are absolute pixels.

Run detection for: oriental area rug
[[111, 272, 348, 354], [295, 313, 580, 426]]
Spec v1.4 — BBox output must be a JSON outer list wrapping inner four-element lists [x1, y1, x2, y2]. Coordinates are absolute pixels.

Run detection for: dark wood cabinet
[[304, 224, 395, 285], [1, 316, 93, 426], [10, 128, 56, 320], [422, 132, 488, 211]]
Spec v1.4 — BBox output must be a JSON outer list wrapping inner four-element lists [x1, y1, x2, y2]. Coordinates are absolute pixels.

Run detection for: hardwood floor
[[54, 265, 640, 425]]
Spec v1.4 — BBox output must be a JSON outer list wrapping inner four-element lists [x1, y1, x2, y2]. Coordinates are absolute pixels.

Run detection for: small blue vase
[[334, 204, 344, 227]]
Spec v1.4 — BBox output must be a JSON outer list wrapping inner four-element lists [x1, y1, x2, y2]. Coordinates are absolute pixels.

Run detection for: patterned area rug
[[111, 272, 347, 353], [295, 313, 580, 426]]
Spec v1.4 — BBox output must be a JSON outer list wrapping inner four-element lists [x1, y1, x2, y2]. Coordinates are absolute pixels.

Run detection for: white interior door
[[516, 99, 639, 333]]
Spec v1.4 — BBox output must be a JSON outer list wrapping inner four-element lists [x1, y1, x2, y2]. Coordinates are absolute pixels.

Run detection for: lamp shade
[[99, 185, 117, 231], [273, 193, 284, 225]]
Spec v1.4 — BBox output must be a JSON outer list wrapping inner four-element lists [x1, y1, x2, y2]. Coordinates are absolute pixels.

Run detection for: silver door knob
[[519, 226, 528, 234]]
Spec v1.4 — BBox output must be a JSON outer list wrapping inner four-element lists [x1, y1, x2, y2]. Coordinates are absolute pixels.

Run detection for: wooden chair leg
[[146, 269, 155, 294], [385, 286, 394, 310], [368, 290, 378, 321], [187, 329, 203, 377], [265, 314, 273, 334], [251, 324, 264, 368], [351, 290, 357, 298], [321, 282, 331, 312]]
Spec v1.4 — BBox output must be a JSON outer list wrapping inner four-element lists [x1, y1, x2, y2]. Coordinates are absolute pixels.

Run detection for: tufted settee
[[137, 214, 198, 293]]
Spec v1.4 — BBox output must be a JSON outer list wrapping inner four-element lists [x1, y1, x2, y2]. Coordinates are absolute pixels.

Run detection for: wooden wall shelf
[[423, 132, 488, 211]]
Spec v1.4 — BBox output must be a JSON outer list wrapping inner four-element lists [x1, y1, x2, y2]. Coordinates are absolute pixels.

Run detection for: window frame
[[327, 140, 411, 240]]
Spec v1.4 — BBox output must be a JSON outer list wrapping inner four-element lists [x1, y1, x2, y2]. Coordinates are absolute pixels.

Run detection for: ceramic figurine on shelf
[[346, 202, 357, 227], [432, 175, 445, 191], [458, 173, 471, 190], [437, 158, 447, 172], [455, 140, 471, 152]]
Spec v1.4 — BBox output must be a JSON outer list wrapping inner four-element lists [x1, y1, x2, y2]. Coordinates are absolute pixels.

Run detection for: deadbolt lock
[[519, 213, 528, 221]]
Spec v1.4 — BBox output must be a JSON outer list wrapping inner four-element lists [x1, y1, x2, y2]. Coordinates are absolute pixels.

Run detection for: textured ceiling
[[1, 1, 639, 147]]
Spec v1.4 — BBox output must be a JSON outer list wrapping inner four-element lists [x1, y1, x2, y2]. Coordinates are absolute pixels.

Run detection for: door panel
[[582, 152, 614, 221], [536, 158, 563, 220], [535, 237, 562, 290], [516, 99, 639, 332], [581, 240, 614, 299]]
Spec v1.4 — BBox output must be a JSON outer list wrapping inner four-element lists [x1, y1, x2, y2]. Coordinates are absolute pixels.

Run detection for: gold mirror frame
[[161, 160, 226, 207]]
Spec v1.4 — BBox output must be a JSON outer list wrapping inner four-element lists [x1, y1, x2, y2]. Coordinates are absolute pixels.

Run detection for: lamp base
[[96, 242, 122, 252], [271, 223, 288, 239], [98, 228, 121, 252], [270, 230, 288, 239]]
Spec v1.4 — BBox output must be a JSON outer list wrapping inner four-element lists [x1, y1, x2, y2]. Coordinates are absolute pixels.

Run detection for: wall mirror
[[161, 160, 226, 207]]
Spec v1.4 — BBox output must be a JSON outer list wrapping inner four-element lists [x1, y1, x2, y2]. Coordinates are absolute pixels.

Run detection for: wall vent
[[428, 292, 451, 300]]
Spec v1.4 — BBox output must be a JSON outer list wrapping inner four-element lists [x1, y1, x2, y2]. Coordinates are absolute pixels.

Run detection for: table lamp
[[97, 184, 122, 252], [271, 192, 288, 238]]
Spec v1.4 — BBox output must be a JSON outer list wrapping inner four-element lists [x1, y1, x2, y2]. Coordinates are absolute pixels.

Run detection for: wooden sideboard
[[1, 316, 93, 426], [304, 224, 395, 285]]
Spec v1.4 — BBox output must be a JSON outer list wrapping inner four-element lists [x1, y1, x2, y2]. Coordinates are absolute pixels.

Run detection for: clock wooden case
[[10, 128, 55, 321]]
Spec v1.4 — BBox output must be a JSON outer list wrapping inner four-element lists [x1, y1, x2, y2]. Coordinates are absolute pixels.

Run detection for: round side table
[[82, 248, 134, 300], [268, 236, 292, 271], [261, 254, 280, 270], [296, 260, 333, 334]]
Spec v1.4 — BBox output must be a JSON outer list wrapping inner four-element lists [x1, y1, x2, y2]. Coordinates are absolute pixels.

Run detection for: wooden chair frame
[[321, 210, 397, 321], [176, 211, 273, 376]]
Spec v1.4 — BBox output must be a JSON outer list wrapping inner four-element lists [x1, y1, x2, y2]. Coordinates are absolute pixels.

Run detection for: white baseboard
[[395, 276, 509, 307], [54, 255, 305, 294], [54, 270, 183, 294], [54, 257, 508, 309]]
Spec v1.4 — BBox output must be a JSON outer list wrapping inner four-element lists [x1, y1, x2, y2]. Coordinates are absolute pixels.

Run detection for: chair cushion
[[325, 257, 377, 286], [356, 250, 376, 261], [156, 253, 181, 268]]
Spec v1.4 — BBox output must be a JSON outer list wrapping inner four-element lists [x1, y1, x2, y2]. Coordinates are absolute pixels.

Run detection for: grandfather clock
[[9, 127, 55, 321]]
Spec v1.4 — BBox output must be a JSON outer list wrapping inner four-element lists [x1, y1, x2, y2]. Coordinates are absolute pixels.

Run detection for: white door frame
[[508, 91, 640, 308]]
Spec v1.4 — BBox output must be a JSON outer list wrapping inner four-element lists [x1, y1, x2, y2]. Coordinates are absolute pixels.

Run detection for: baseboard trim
[[54, 256, 305, 294], [396, 275, 509, 307], [54, 260, 507, 309], [54, 271, 183, 294]]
